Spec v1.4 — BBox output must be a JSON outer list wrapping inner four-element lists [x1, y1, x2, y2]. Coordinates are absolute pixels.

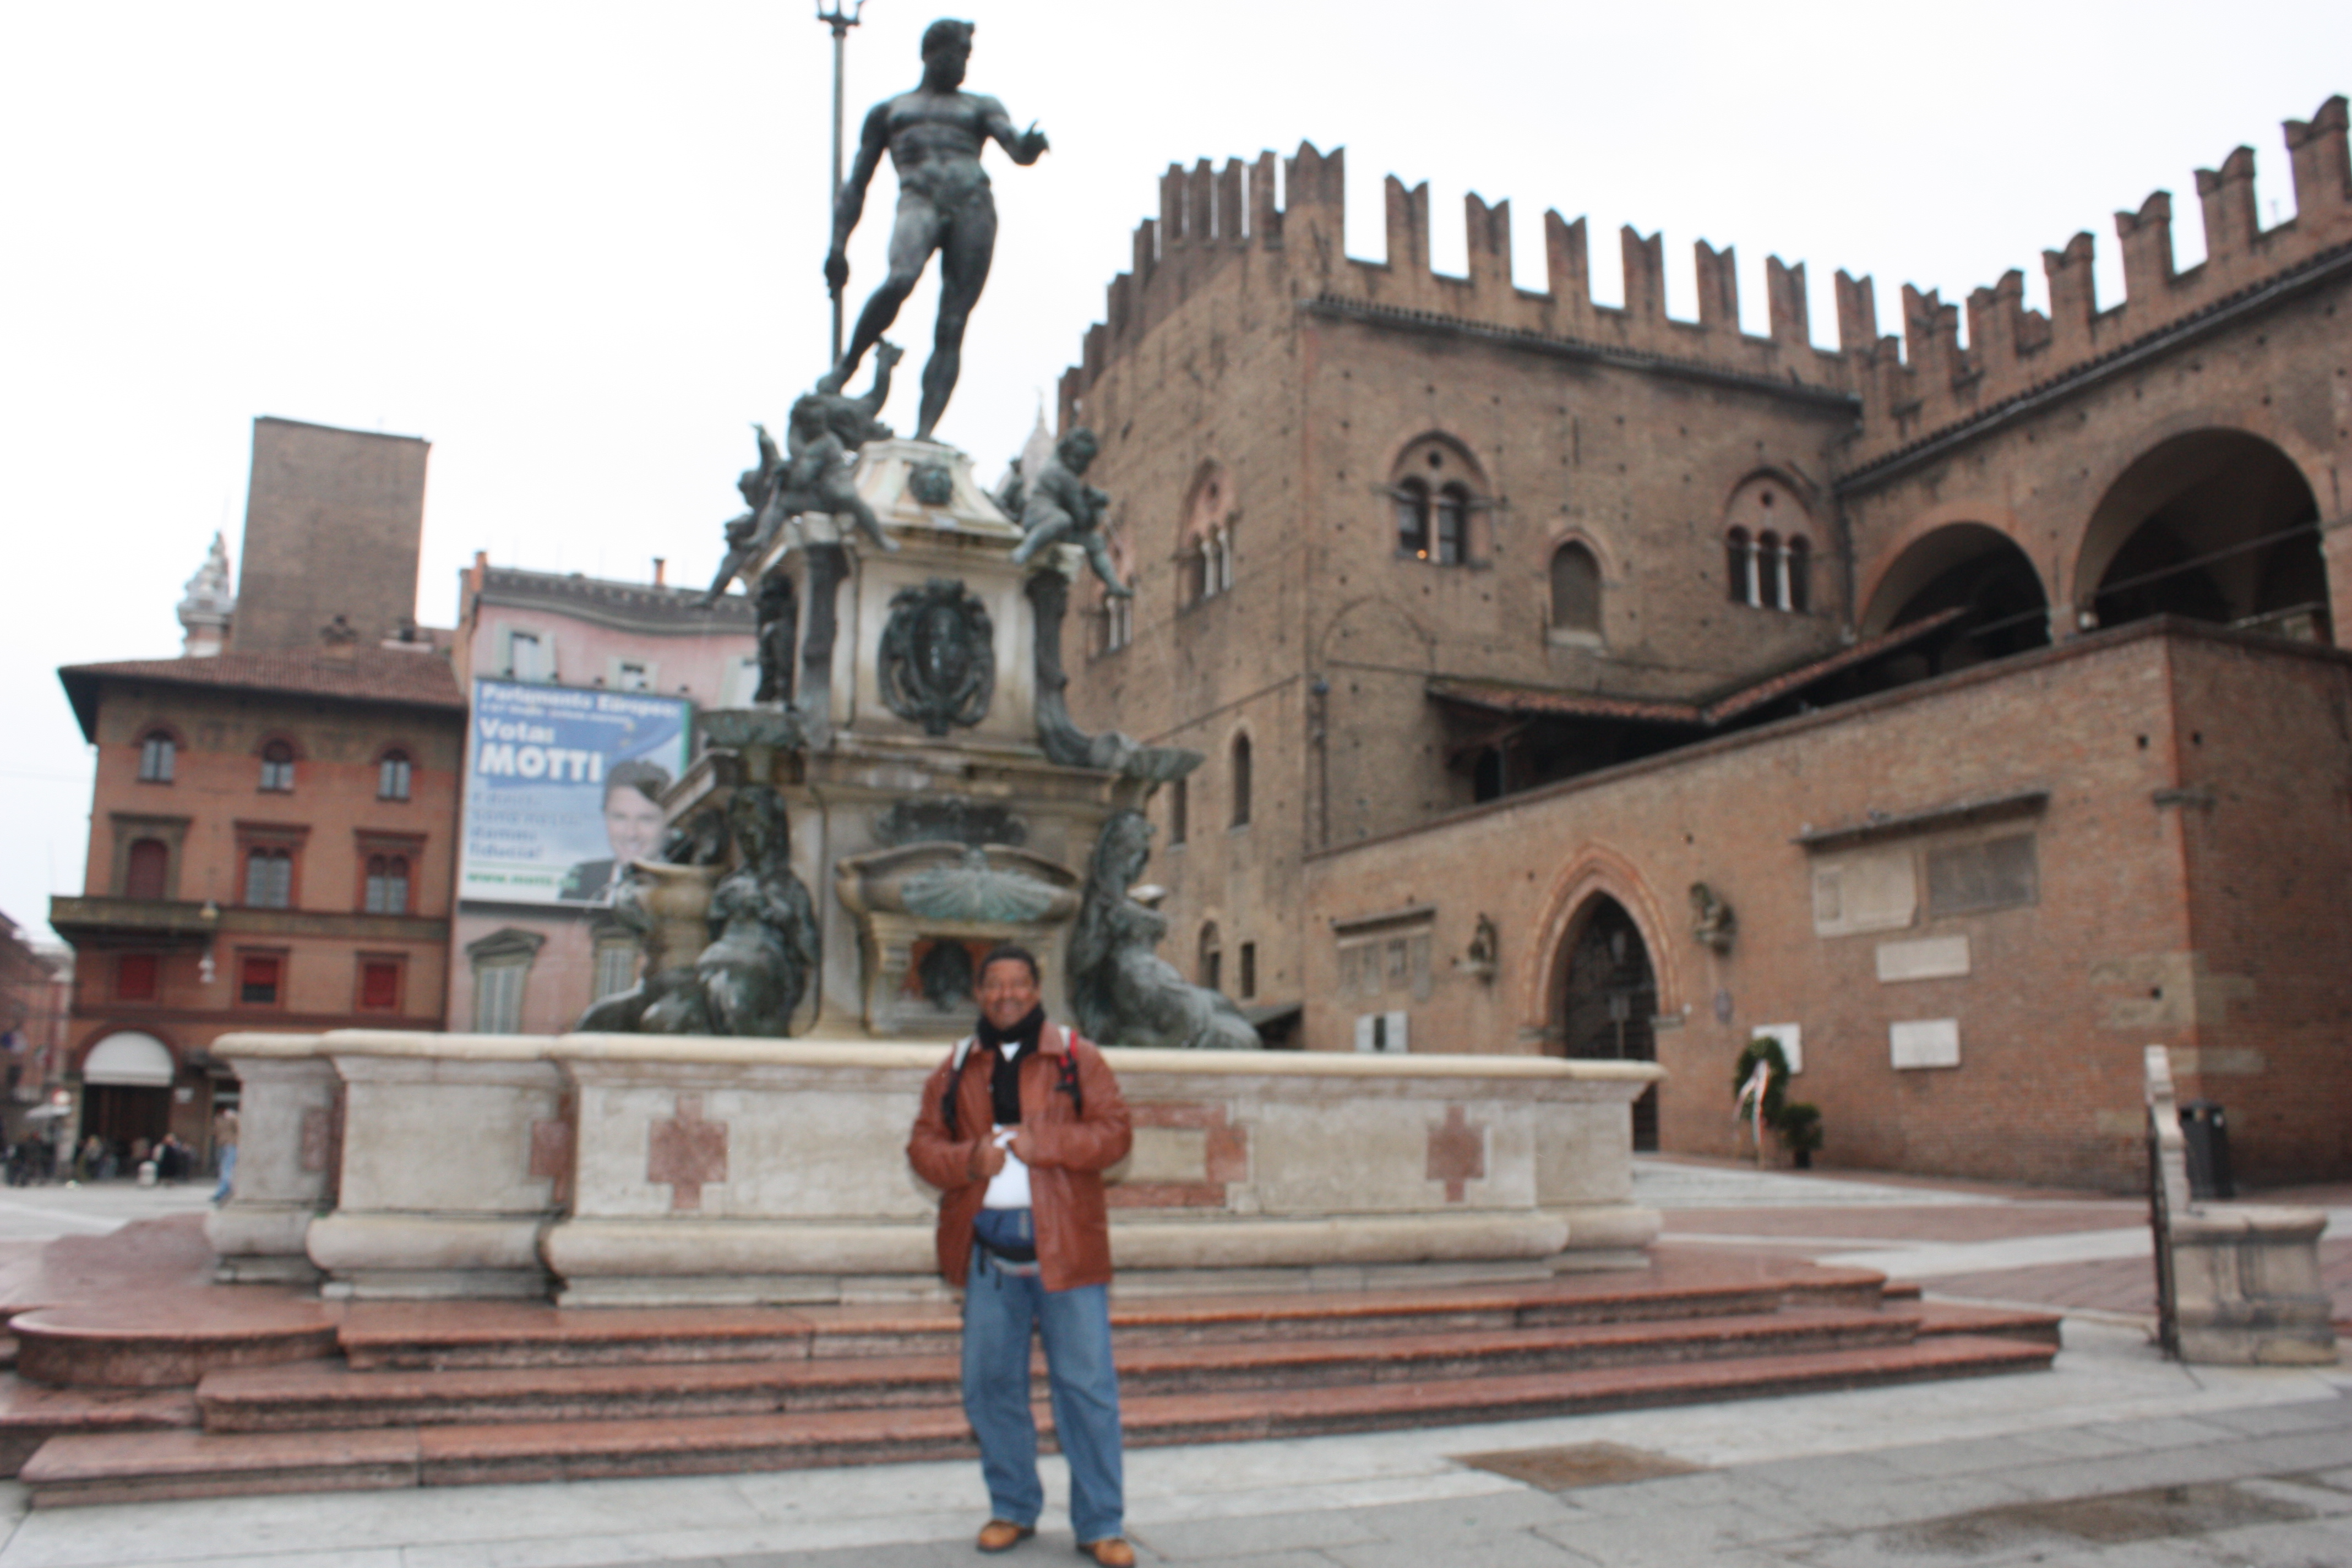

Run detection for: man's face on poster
[[605, 786, 665, 865]]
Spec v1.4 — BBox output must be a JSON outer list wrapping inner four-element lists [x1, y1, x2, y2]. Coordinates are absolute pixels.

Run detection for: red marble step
[[337, 1301, 825, 1372], [1119, 1334, 2058, 1445], [0, 1375, 197, 1477], [202, 1305, 1921, 1433], [22, 1332, 2054, 1505], [12, 1299, 341, 1390], [333, 1260, 1891, 1371], [23, 1426, 424, 1507], [1909, 1300, 2064, 1347]]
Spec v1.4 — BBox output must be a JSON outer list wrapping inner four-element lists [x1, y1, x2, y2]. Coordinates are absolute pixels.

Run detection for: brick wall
[[1300, 623, 2352, 1190]]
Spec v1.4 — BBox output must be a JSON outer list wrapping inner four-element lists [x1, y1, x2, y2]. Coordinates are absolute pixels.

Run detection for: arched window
[[1229, 733, 1253, 829], [1389, 438, 1488, 567], [138, 731, 177, 783], [363, 854, 410, 916], [1198, 922, 1223, 993], [259, 741, 296, 793], [1167, 777, 1188, 846], [378, 750, 412, 802], [1394, 478, 1432, 559], [1725, 476, 1814, 614], [1550, 542, 1602, 634], [244, 848, 293, 909], [124, 839, 170, 901], [1181, 464, 1234, 610]]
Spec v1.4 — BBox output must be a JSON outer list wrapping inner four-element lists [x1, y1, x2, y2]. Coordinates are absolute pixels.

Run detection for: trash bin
[[2178, 1100, 2234, 1201]]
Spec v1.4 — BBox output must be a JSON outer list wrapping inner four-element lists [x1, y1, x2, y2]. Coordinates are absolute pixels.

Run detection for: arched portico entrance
[[78, 1030, 176, 1156], [2076, 430, 2328, 640], [1553, 897, 1659, 1151], [1860, 523, 2052, 677]]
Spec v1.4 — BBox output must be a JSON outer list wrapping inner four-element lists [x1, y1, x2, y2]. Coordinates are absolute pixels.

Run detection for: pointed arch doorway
[[1554, 897, 1659, 1151]]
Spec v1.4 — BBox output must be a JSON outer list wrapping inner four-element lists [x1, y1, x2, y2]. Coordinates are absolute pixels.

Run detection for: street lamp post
[[816, 0, 867, 363]]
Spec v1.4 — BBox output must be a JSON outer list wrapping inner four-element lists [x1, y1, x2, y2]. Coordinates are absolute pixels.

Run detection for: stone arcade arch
[[1859, 522, 2052, 676], [2074, 430, 2329, 641]]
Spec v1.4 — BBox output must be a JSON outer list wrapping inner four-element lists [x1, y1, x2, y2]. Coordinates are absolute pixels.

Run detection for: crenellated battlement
[[1058, 140, 1858, 432], [1841, 94, 2351, 470], [1059, 96, 2352, 471]]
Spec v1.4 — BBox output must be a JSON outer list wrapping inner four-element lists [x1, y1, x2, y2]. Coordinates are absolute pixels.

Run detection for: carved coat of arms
[[878, 578, 994, 735]]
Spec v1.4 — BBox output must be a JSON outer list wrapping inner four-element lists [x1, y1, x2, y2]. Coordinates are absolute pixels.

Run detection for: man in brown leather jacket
[[907, 944, 1136, 1566]]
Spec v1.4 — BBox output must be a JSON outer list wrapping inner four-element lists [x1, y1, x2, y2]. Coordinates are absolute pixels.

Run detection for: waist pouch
[[972, 1206, 1037, 1263]]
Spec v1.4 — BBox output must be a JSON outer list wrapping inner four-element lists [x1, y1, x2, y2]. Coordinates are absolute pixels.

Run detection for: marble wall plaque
[[1890, 1017, 1961, 1070], [1876, 934, 1970, 983]]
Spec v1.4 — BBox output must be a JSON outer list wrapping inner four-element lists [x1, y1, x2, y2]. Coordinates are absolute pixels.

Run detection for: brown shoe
[[977, 1519, 1035, 1553], [1076, 1540, 1136, 1567]]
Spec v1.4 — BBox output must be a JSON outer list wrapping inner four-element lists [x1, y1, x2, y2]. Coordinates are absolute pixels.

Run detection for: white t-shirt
[[981, 1038, 1032, 1210]]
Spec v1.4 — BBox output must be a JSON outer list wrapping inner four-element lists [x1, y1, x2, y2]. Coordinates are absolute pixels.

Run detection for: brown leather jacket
[[906, 1022, 1132, 1292]]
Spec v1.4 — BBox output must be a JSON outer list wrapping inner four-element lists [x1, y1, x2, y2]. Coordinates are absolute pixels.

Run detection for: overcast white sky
[[4, 1, 2348, 944]]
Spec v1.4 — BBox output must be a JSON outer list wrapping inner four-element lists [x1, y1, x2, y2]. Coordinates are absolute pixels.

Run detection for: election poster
[[459, 679, 693, 906]]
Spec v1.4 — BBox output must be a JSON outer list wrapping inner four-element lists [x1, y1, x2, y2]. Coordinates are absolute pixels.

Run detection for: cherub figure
[[699, 346, 905, 607], [812, 338, 902, 449], [775, 390, 899, 557], [1010, 428, 1128, 597]]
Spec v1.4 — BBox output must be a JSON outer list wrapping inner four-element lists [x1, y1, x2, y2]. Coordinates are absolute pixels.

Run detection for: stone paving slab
[[2, 1159, 2346, 1565]]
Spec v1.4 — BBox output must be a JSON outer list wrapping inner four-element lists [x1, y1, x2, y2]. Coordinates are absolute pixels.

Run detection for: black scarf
[[976, 1004, 1046, 1125]]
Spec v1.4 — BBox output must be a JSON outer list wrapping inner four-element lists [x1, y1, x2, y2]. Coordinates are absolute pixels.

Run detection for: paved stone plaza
[[0, 1162, 2342, 1567]]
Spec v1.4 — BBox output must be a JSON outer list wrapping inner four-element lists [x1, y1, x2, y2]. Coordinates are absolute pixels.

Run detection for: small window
[[137, 732, 176, 783], [363, 854, 410, 916], [1726, 528, 1754, 604], [1100, 593, 1133, 654], [239, 955, 282, 1006], [473, 962, 527, 1034], [1395, 478, 1431, 559], [1435, 484, 1469, 566], [1756, 531, 1783, 609], [1238, 941, 1257, 1000], [244, 848, 293, 909], [358, 960, 401, 1011], [1168, 777, 1188, 846], [1198, 923, 1223, 993], [378, 751, 413, 801], [1229, 734, 1252, 829], [259, 741, 296, 793], [116, 954, 160, 1001], [1550, 542, 1601, 633], [1784, 536, 1811, 613], [593, 940, 639, 1000], [508, 630, 549, 682], [124, 838, 170, 900]]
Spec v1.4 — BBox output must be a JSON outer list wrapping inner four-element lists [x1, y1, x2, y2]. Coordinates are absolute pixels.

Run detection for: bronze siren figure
[[823, 19, 1048, 442]]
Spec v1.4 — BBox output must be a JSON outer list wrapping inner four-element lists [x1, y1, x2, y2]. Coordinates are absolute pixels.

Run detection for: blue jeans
[[962, 1243, 1124, 1543]]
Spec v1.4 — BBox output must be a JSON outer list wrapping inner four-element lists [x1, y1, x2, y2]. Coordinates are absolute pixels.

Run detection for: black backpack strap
[[942, 1035, 977, 1139], [1056, 1026, 1084, 1115]]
